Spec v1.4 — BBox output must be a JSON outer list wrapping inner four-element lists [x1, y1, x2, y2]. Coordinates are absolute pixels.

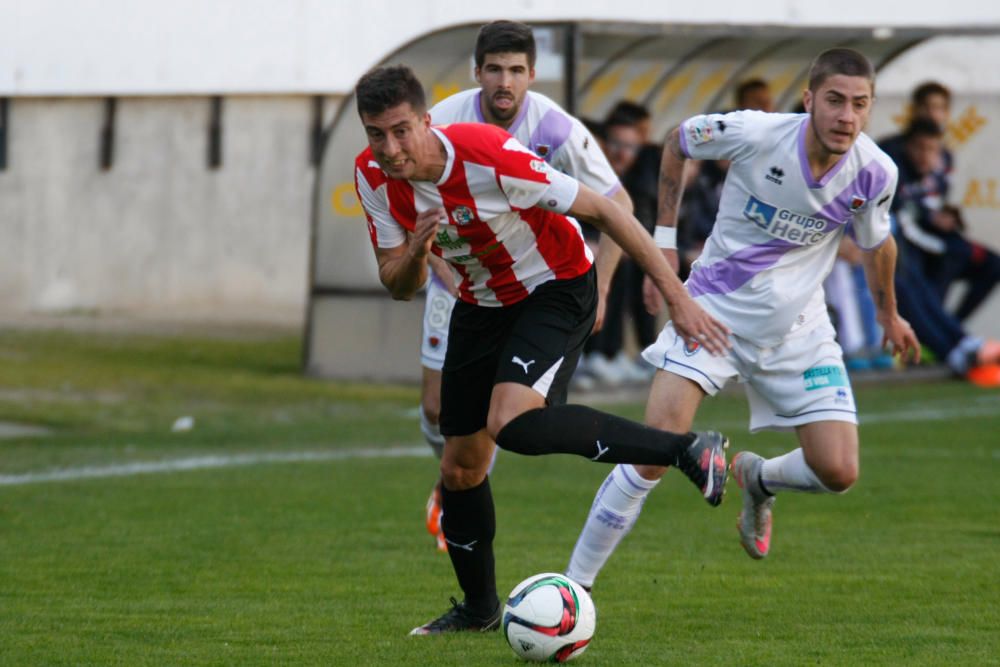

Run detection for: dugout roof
[[304, 20, 993, 377]]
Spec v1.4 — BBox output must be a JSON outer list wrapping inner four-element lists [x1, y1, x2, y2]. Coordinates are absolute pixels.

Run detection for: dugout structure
[[306, 22, 993, 382]]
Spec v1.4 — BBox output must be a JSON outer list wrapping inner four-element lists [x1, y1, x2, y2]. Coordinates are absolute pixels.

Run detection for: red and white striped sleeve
[[476, 128, 579, 214], [354, 152, 406, 249]]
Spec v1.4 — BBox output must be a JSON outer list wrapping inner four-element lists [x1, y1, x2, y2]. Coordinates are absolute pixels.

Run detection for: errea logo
[[743, 196, 830, 246], [766, 166, 784, 185]]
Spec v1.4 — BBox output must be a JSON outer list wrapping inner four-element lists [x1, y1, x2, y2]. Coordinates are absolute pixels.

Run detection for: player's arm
[[568, 185, 731, 355], [641, 126, 686, 315], [553, 118, 630, 331], [860, 235, 921, 363], [590, 188, 630, 331], [373, 207, 444, 301]]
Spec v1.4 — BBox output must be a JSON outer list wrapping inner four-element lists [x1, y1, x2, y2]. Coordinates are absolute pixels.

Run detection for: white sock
[[419, 409, 444, 459], [565, 464, 659, 588], [760, 448, 831, 494]]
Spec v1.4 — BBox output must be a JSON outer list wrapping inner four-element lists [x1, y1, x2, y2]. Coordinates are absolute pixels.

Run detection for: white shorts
[[642, 319, 857, 433], [421, 275, 457, 371]]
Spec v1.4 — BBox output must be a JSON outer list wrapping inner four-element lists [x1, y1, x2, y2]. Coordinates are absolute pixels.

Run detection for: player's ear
[[802, 89, 813, 113], [474, 66, 482, 84], [528, 68, 536, 84]]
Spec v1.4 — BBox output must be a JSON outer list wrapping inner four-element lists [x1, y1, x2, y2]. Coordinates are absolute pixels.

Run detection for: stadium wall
[[0, 94, 341, 323]]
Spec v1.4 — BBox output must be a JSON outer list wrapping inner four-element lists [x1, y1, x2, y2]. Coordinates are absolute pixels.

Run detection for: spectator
[[579, 107, 657, 385], [890, 118, 1000, 321], [734, 78, 775, 112], [880, 81, 953, 171]]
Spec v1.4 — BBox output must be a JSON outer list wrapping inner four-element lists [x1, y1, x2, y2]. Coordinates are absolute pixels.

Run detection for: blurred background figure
[[577, 102, 658, 387], [887, 114, 1000, 323], [734, 77, 775, 112]]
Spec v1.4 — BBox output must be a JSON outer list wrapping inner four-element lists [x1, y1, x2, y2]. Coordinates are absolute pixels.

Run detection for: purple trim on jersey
[[814, 160, 892, 232], [604, 182, 623, 197], [528, 107, 572, 162], [797, 118, 851, 188], [473, 91, 486, 123], [687, 239, 796, 297], [508, 93, 532, 136], [678, 120, 691, 157]]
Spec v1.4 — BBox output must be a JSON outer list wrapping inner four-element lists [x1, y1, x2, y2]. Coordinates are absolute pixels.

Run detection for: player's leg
[[565, 368, 706, 589], [410, 301, 506, 635], [488, 271, 727, 499], [419, 278, 455, 548], [732, 320, 857, 559]]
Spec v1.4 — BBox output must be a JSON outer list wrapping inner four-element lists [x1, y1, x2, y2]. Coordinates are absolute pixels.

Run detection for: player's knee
[[421, 401, 440, 427], [439, 458, 485, 491], [486, 406, 522, 443], [819, 461, 858, 493]]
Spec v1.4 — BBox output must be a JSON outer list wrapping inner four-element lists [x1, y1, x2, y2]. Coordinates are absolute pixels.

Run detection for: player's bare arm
[[374, 207, 443, 301], [643, 127, 685, 314], [568, 184, 731, 355], [860, 235, 921, 363], [590, 187, 631, 332]]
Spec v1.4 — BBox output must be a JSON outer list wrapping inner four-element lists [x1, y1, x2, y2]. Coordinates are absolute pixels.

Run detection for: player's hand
[[642, 249, 679, 315], [669, 294, 732, 357], [880, 312, 921, 364], [410, 207, 445, 259]]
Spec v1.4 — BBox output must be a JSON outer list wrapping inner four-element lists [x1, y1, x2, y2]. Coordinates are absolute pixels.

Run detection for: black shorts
[[439, 268, 597, 437]]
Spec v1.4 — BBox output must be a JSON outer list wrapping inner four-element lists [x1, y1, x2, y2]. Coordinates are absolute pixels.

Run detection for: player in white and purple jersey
[[416, 21, 629, 552], [566, 49, 920, 585]]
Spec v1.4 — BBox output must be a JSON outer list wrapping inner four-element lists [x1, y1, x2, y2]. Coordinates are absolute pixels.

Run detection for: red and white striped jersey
[[355, 123, 594, 307]]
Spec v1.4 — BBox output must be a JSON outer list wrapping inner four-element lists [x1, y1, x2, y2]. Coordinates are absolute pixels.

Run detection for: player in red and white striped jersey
[[411, 21, 630, 555], [354, 64, 732, 636]]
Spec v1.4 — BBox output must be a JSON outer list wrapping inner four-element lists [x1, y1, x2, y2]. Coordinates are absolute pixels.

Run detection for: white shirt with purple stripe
[[679, 110, 897, 347], [429, 89, 621, 198]]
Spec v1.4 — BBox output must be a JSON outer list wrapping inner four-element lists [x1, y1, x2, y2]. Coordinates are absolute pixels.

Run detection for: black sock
[[440, 477, 498, 615], [495, 405, 695, 466]]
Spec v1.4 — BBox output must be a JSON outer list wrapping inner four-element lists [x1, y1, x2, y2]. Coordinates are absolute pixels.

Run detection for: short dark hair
[[807, 48, 875, 93], [904, 117, 944, 143], [604, 100, 650, 128], [735, 78, 770, 107], [355, 65, 426, 118], [911, 81, 951, 108], [474, 21, 536, 68]]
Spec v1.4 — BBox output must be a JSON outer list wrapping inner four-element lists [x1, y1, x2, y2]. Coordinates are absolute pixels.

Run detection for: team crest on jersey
[[687, 117, 715, 146], [451, 206, 474, 226], [530, 159, 548, 174], [850, 195, 867, 211], [535, 144, 551, 158]]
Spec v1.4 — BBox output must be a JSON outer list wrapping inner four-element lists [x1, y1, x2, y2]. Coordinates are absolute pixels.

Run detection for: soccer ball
[[503, 573, 596, 663]]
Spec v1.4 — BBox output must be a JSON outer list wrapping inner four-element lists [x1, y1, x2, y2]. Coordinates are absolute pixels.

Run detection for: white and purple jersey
[[430, 89, 621, 198], [679, 111, 897, 346]]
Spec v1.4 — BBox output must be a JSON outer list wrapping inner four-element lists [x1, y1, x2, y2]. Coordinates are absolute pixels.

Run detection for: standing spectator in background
[[579, 101, 661, 386], [880, 81, 953, 171], [734, 78, 775, 112]]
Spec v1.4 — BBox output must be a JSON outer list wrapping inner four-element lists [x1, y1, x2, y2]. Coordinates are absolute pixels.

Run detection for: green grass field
[[1, 328, 999, 665]]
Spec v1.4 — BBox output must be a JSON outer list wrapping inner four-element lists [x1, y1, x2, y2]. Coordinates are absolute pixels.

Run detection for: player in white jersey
[[566, 49, 920, 586], [418, 21, 630, 550]]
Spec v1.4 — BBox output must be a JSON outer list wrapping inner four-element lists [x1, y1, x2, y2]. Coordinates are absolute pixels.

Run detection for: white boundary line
[[0, 445, 431, 487], [2, 398, 997, 487]]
